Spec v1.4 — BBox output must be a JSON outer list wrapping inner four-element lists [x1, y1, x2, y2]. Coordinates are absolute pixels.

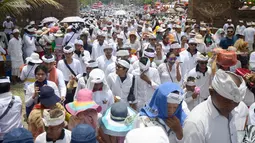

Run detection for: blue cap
[[71, 124, 96, 143], [3, 128, 33, 143]]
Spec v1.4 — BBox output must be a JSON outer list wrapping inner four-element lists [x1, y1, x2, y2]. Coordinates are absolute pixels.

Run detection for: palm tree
[[0, 0, 63, 18]]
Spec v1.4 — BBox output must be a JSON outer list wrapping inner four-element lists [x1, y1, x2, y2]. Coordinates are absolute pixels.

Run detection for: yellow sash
[[25, 78, 36, 82]]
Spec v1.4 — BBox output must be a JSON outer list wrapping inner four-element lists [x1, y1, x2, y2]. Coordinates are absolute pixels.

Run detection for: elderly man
[[96, 43, 116, 72], [183, 69, 249, 143], [0, 77, 23, 142], [186, 53, 212, 102], [35, 109, 71, 143], [8, 29, 23, 84]]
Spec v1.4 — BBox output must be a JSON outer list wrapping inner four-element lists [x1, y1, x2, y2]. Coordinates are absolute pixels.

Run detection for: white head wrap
[[212, 69, 247, 103], [139, 58, 150, 72], [42, 55, 55, 63], [42, 110, 65, 127], [196, 53, 209, 61], [167, 93, 183, 104], [103, 43, 113, 50], [117, 59, 130, 69], [86, 61, 98, 68], [63, 46, 74, 53], [0, 77, 10, 83], [74, 39, 84, 46], [13, 29, 20, 33], [116, 50, 129, 57], [144, 51, 155, 58]]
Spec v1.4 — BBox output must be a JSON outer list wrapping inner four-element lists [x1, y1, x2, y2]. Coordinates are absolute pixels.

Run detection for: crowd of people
[[0, 7, 255, 143]]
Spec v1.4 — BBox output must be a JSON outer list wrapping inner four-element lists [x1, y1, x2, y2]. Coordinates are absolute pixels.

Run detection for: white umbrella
[[41, 17, 59, 24], [60, 16, 84, 23], [175, 7, 185, 12], [114, 10, 127, 16]]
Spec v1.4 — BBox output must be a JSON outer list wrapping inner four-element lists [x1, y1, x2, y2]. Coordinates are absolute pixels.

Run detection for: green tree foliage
[[0, 0, 62, 18]]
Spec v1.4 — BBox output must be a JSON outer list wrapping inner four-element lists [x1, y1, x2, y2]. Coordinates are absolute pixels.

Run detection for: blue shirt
[[219, 36, 238, 49]]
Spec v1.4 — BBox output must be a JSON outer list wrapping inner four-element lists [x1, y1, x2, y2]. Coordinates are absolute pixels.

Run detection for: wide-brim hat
[[26, 53, 43, 64], [195, 34, 204, 44], [100, 103, 137, 137], [40, 86, 61, 107], [66, 100, 102, 116]]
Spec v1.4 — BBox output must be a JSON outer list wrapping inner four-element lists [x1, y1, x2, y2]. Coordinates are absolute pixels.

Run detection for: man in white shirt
[[96, 43, 116, 72], [8, 29, 24, 84], [73, 39, 91, 72], [91, 31, 107, 60], [2, 16, 14, 40], [183, 69, 249, 143], [57, 45, 83, 83], [180, 38, 200, 79], [132, 57, 161, 110], [35, 109, 71, 143], [243, 22, 255, 52], [186, 53, 212, 102], [61, 26, 79, 47], [107, 59, 133, 104], [42, 54, 66, 100], [0, 77, 23, 142]]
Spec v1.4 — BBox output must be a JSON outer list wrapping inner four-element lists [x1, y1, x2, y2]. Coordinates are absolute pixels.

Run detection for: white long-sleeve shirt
[[57, 59, 83, 82], [91, 41, 106, 60], [8, 37, 23, 67], [183, 97, 248, 143], [132, 67, 161, 110], [0, 92, 23, 140], [244, 27, 255, 43], [20, 64, 39, 90], [179, 50, 200, 79], [25, 81, 60, 107], [106, 73, 133, 104], [157, 63, 181, 84], [73, 51, 91, 72], [23, 34, 36, 58], [96, 55, 116, 72], [187, 67, 212, 100]]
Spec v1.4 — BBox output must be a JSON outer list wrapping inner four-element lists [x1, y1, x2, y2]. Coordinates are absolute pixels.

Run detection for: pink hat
[[65, 89, 102, 115]]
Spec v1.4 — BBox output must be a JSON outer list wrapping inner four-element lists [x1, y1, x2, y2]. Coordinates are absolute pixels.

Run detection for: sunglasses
[[169, 57, 177, 61]]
